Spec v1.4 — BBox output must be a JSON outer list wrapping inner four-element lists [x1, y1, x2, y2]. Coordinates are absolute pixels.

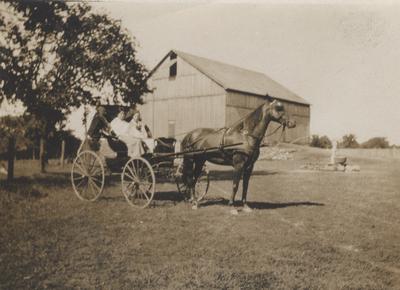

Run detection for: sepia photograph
[[0, 0, 399, 288]]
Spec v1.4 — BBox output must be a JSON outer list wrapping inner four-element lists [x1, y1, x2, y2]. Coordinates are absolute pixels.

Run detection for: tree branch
[[32, 33, 48, 88]]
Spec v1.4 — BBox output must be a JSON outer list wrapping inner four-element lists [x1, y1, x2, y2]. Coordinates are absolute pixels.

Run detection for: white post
[[330, 139, 337, 164]]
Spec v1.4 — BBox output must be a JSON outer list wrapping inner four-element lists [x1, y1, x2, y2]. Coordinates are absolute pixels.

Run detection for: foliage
[[0, 113, 81, 160], [0, 1, 150, 110], [310, 134, 332, 149], [361, 137, 390, 149], [339, 134, 359, 148], [0, 115, 30, 153], [46, 129, 81, 160], [0, 1, 150, 170]]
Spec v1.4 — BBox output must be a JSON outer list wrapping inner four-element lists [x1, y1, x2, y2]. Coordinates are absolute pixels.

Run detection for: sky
[[89, 0, 400, 144], [1, 0, 400, 144]]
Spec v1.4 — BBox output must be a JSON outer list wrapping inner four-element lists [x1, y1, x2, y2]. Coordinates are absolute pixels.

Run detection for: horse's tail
[[180, 131, 194, 151]]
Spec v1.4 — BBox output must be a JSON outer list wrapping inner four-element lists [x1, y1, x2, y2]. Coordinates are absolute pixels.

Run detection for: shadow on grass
[[248, 201, 325, 210], [0, 172, 71, 191], [96, 190, 185, 206], [97, 195, 127, 203], [200, 197, 324, 210], [209, 170, 278, 181], [153, 190, 184, 202]]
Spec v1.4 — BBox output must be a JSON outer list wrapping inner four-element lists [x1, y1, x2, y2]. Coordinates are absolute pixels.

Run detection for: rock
[[259, 147, 294, 160], [337, 164, 346, 172], [345, 165, 360, 172], [322, 164, 336, 171]]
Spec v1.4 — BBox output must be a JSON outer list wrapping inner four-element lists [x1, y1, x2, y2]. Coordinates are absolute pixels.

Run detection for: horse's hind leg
[[191, 158, 206, 209], [182, 156, 194, 201]]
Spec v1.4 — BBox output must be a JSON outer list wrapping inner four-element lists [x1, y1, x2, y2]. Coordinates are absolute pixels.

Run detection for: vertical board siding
[[141, 56, 226, 141], [226, 92, 310, 144]]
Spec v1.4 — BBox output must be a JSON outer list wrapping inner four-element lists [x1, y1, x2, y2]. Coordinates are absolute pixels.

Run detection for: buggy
[[70, 105, 210, 208]]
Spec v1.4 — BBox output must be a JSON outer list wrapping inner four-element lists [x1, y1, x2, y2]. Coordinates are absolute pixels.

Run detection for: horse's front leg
[[242, 164, 255, 213], [229, 153, 248, 215]]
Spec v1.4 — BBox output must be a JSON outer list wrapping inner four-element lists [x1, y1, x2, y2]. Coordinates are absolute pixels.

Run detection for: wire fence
[[337, 148, 400, 160]]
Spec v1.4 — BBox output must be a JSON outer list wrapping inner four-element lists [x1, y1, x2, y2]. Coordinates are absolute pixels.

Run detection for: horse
[[181, 100, 296, 214]]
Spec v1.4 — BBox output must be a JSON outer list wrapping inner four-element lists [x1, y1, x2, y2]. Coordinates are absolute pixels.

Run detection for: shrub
[[361, 137, 390, 149], [310, 135, 332, 149], [339, 134, 359, 148]]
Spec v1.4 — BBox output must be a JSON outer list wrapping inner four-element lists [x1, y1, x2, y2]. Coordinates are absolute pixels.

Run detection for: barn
[[140, 50, 310, 144]]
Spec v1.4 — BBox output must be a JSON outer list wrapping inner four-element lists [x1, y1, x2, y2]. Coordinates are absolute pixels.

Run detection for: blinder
[[275, 101, 284, 112]]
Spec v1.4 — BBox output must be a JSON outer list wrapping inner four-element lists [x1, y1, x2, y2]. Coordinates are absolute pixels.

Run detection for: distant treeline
[[310, 134, 398, 149], [0, 133, 81, 161], [0, 115, 81, 161]]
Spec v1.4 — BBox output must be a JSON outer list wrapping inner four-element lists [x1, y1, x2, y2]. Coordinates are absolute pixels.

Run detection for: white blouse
[[110, 118, 130, 137]]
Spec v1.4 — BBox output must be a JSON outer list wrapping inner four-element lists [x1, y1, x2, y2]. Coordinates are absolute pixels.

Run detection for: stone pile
[[259, 147, 295, 161], [300, 162, 360, 172]]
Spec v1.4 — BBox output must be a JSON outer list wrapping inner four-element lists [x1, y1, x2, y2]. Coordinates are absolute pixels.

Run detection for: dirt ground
[[1, 146, 399, 289]]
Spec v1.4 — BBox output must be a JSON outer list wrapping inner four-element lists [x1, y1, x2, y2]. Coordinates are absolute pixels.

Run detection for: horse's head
[[268, 100, 296, 128]]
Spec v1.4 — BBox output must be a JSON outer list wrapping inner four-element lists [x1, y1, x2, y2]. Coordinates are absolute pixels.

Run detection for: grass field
[[1, 146, 399, 289]]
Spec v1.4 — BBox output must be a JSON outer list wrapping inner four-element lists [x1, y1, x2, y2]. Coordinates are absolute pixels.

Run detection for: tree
[[339, 134, 359, 148], [361, 137, 390, 149], [0, 115, 27, 180], [310, 134, 332, 149], [0, 1, 151, 172]]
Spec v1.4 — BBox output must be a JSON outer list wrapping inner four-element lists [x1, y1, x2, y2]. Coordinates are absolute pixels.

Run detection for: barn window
[[169, 52, 177, 79], [169, 62, 177, 78]]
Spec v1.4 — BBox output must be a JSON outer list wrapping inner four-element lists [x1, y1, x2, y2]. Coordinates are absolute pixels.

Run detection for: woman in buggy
[[110, 108, 154, 157]]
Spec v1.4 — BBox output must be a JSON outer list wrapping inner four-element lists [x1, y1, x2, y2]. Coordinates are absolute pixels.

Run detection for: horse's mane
[[229, 103, 266, 132]]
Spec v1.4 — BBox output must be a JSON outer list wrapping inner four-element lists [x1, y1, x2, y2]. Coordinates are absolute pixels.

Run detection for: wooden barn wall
[[282, 101, 310, 144], [225, 91, 310, 144], [140, 56, 226, 140]]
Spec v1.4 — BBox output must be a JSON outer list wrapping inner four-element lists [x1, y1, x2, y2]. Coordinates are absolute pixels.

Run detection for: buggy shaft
[[152, 142, 244, 159]]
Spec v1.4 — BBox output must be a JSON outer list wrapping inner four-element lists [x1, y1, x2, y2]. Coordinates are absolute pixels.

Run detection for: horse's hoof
[[230, 208, 239, 215], [191, 204, 198, 210], [242, 205, 253, 213]]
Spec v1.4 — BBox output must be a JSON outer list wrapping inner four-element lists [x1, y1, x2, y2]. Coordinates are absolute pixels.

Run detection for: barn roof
[[151, 50, 309, 105], [175, 50, 309, 105]]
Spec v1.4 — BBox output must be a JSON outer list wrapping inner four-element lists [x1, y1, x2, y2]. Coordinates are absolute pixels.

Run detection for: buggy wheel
[[121, 157, 155, 208], [71, 150, 105, 201], [175, 163, 210, 202]]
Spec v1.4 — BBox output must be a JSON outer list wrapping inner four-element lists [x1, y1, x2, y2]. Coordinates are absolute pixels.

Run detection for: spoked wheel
[[175, 163, 210, 202], [121, 157, 155, 208], [71, 150, 105, 201]]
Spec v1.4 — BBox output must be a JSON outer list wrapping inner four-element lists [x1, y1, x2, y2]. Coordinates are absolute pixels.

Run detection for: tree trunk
[[60, 140, 65, 167], [7, 136, 16, 181], [32, 146, 35, 160], [39, 137, 47, 173]]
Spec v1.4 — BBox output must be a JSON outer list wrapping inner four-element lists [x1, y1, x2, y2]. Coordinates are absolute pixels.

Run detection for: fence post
[[39, 137, 47, 173], [60, 140, 65, 167], [7, 136, 15, 181]]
